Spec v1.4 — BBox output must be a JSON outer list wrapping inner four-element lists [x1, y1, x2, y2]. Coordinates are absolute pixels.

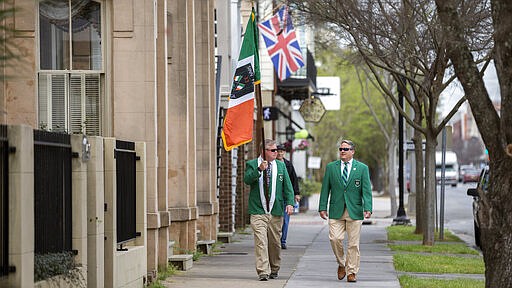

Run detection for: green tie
[[342, 162, 349, 186]]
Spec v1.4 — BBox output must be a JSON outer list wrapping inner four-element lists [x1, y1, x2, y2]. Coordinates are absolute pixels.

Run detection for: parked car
[[459, 164, 476, 182], [463, 168, 481, 183], [466, 166, 489, 248]]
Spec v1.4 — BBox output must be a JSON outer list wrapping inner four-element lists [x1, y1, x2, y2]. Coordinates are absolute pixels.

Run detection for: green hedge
[[299, 179, 321, 197]]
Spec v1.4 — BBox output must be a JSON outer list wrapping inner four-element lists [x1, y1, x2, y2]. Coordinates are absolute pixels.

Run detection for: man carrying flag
[[221, 8, 260, 151], [258, 5, 305, 81]]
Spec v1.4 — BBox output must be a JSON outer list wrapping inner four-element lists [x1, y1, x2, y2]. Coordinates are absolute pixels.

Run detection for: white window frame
[[37, 0, 105, 135]]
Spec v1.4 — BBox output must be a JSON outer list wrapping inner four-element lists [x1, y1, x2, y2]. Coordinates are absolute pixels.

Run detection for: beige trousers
[[250, 214, 283, 276], [328, 209, 363, 275]]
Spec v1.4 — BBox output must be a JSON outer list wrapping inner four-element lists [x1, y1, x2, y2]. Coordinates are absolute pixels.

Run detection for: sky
[[440, 61, 501, 117]]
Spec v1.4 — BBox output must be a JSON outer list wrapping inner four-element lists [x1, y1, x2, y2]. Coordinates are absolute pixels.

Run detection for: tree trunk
[[481, 221, 512, 288], [435, 0, 512, 284], [413, 129, 425, 235], [479, 161, 512, 287], [423, 134, 437, 245], [388, 141, 398, 217]]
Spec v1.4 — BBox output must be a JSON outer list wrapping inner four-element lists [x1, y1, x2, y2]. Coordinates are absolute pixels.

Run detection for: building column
[[155, 0, 171, 271], [168, 0, 198, 252], [195, 0, 218, 241]]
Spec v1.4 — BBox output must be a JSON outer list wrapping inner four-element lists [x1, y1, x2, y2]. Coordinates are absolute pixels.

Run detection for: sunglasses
[[339, 147, 352, 151], [266, 149, 278, 152]]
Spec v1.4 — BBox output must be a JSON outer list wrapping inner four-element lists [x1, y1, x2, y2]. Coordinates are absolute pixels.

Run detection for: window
[[39, 0, 102, 70], [38, 73, 100, 135], [38, 0, 103, 135]]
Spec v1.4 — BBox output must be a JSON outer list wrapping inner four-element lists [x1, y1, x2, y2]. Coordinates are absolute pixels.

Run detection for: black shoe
[[281, 244, 287, 249], [269, 272, 278, 279], [259, 274, 269, 281]]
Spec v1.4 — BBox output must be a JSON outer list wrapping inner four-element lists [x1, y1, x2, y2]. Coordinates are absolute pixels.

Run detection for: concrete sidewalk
[[163, 196, 400, 288]]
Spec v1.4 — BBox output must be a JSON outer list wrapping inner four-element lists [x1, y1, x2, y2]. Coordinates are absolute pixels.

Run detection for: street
[[437, 182, 479, 248]]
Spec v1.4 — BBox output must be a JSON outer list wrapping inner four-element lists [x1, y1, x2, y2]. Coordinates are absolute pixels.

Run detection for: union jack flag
[[258, 5, 305, 81]]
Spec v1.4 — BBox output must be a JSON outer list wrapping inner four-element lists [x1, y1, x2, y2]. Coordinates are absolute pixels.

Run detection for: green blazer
[[244, 158, 295, 216], [319, 159, 372, 220]]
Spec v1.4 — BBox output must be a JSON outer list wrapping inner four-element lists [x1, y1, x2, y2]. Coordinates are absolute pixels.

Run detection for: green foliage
[[192, 250, 203, 261], [399, 275, 484, 288], [389, 243, 480, 255], [34, 252, 84, 286], [299, 178, 321, 197], [157, 264, 177, 281], [311, 46, 390, 178], [212, 241, 224, 253], [146, 264, 177, 287], [387, 225, 460, 242], [393, 254, 484, 274], [146, 282, 166, 288]]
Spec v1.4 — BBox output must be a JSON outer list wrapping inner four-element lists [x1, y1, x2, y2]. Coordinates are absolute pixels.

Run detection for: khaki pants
[[250, 214, 283, 276], [328, 209, 363, 275]]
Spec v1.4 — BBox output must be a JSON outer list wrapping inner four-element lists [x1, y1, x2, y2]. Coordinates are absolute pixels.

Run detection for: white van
[[435, 151, 459, 187]]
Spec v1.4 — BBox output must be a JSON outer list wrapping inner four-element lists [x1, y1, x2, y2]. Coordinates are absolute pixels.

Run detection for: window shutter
[[69, 73, 101, 135], [85, 74, 101, 135], [38, 73, 101, 135], [38, 74, 49, 129], [50, 74, 67, 132], [69, 74, 83, 134]]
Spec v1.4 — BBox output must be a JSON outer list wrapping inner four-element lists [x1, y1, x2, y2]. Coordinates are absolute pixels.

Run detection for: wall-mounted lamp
[[82, 135, 91, 161]]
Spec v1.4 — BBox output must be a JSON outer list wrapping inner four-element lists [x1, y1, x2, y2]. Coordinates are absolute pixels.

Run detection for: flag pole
[[253, 3, 266, 160], [255, 83, 265, 159], [253, 4, 269, 211], [255, 83, 270, 211]]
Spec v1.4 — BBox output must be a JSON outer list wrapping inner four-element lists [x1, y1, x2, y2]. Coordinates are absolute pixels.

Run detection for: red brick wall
[[218, 148, 234, 232], [219, 121, 260, 231], [235, 145, 248, 228]]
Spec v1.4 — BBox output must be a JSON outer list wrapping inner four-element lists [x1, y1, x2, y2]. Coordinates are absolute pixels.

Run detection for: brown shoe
[[347, 273, 357, 282], [337, 266, 346, 280]]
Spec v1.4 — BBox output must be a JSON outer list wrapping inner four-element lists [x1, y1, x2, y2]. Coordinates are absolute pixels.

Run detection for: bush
[[34, 252, 84, 286], [299, 179, 321, 197]]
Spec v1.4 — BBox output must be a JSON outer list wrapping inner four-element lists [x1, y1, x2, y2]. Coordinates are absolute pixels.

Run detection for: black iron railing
[[115, 140, 138, 246], [34, 130, 72, 254], [0, 125, 8, 276]]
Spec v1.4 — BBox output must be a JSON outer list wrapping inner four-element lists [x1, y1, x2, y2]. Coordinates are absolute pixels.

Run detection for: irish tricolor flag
[[221, 8, 260, 151]]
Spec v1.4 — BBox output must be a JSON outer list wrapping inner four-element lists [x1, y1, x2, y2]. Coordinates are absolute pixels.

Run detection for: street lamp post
[[393, 79, 411, 225]]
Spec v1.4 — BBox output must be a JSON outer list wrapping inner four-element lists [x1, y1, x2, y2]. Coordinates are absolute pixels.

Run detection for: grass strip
[[389, 243, 480, 255], [387, 225, 460, 242], [399, 275, 484, 288], [394, 253, 484, 274]]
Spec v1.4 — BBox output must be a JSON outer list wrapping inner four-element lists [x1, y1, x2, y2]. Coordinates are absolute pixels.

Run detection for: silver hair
[[339, 139, 355, 150], [261, 139, 276, 150]]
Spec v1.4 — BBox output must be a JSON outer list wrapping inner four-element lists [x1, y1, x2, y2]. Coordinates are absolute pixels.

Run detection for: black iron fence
[[0, 125, 8, 276], [34, 130, 72, 254], [115, 140, 138, 246]]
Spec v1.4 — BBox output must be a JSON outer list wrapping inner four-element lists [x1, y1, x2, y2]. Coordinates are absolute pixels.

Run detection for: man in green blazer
[[319, 139, 372, 283], [244, 139, 295, 281]]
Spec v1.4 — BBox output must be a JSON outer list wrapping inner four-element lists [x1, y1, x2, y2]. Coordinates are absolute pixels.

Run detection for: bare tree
[[436, 0, 512, 286], [355, 65, 399, 216], [291, 0, 489, 244]]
